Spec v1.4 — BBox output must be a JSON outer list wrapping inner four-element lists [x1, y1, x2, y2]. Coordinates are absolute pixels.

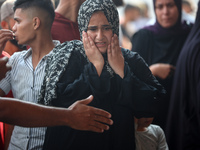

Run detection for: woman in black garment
[[166, 1, 200, 149], [39, 0, 165, 149], [131, 0, 192, 133]]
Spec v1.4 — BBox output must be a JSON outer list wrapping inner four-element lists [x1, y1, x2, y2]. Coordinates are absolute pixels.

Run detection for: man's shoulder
[[11, 50, 29, 57], [9, 50, 29, 63]]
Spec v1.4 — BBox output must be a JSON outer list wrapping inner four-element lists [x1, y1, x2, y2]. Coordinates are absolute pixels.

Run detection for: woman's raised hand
[[82, 31, 104, 76], [107, 34, 124, 78]]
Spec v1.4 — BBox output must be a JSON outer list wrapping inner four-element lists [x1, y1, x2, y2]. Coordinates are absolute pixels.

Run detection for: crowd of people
[[0, 0, 199, 150]]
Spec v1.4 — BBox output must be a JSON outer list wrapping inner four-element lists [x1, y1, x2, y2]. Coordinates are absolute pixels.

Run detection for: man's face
[[12, 8, 35, 45]]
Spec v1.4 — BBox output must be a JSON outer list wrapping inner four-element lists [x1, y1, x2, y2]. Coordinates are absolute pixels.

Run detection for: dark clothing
[[131, 27, 191, 131], [166, 2, 200, 149], [40, 41, 165, 150], [41, 1, 165, 149]]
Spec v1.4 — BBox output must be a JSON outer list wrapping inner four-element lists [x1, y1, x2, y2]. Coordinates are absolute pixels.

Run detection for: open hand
[[68, 95, 113, 133]]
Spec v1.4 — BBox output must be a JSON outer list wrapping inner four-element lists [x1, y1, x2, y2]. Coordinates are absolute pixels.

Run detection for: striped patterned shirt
[[0, 41, 60, 150]]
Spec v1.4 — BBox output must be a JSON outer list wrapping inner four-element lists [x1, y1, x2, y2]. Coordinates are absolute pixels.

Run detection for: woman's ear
[[33, 17, 40, 30]]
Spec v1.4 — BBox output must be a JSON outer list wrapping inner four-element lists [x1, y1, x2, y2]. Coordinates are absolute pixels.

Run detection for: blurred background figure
[[144, 0, 196, 25], [166, 1, 200, 149], [120, 3, 141, 50], [118, 0, 153, 49], [51, 0, 85, 43], [134, 117, 169, 150], [121, 4, 141, 40], [183, 0, 194, 13], [0, 0, 26, 56], [131, 0, 193, 135], [125, 1, 151, 37], [182, 0, 196, 23]]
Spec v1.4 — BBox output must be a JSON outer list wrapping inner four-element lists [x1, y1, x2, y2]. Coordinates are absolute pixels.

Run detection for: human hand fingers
[[161, 64, 175, 78], [68, 95, 113, 132], [93, 113, 113, 125], [107, 44, 111, 54], [108, 34, 124, 78], [0, 29, 14, 40], [0, 29, 14, 54], [68, 95, 93, 110], [150, 63, 174, 79], [88, 121, 111, 133], [168, 65, 176, 78], [84, 113, 113, 133], [82, 31, 97, 51], [77, 96, 112, 120], [110, 34, 120, 54], [82, 31, 98, 57], [77, 95, 93, 105], [82, 31, 90, 50]]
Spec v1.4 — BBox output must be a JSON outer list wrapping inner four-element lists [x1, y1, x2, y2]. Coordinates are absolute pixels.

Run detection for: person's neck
[[136, 126, 147, 132], [55, 0, 81, 22], [30, 36, 55, 69]]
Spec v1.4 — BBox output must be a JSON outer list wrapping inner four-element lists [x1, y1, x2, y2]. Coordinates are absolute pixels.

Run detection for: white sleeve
[[157, 126, 169, 150]]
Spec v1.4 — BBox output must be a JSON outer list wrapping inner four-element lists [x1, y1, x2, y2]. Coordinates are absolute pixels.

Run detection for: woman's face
[[155, 0, 179, 28], [87, 11, 113, 54]]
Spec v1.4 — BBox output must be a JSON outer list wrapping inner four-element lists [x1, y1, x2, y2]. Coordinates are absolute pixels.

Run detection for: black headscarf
[[166, 1, 200, 149]]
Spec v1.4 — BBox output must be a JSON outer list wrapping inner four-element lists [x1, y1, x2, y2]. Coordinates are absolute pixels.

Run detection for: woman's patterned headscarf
[[78, 0, 119, 40]]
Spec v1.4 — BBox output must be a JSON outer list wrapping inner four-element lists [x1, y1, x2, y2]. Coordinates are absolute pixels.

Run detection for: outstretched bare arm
[[0, 95, 113, 133]]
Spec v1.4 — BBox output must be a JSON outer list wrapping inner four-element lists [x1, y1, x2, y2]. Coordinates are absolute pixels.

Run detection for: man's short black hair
[[13, 0, 55, 25]]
